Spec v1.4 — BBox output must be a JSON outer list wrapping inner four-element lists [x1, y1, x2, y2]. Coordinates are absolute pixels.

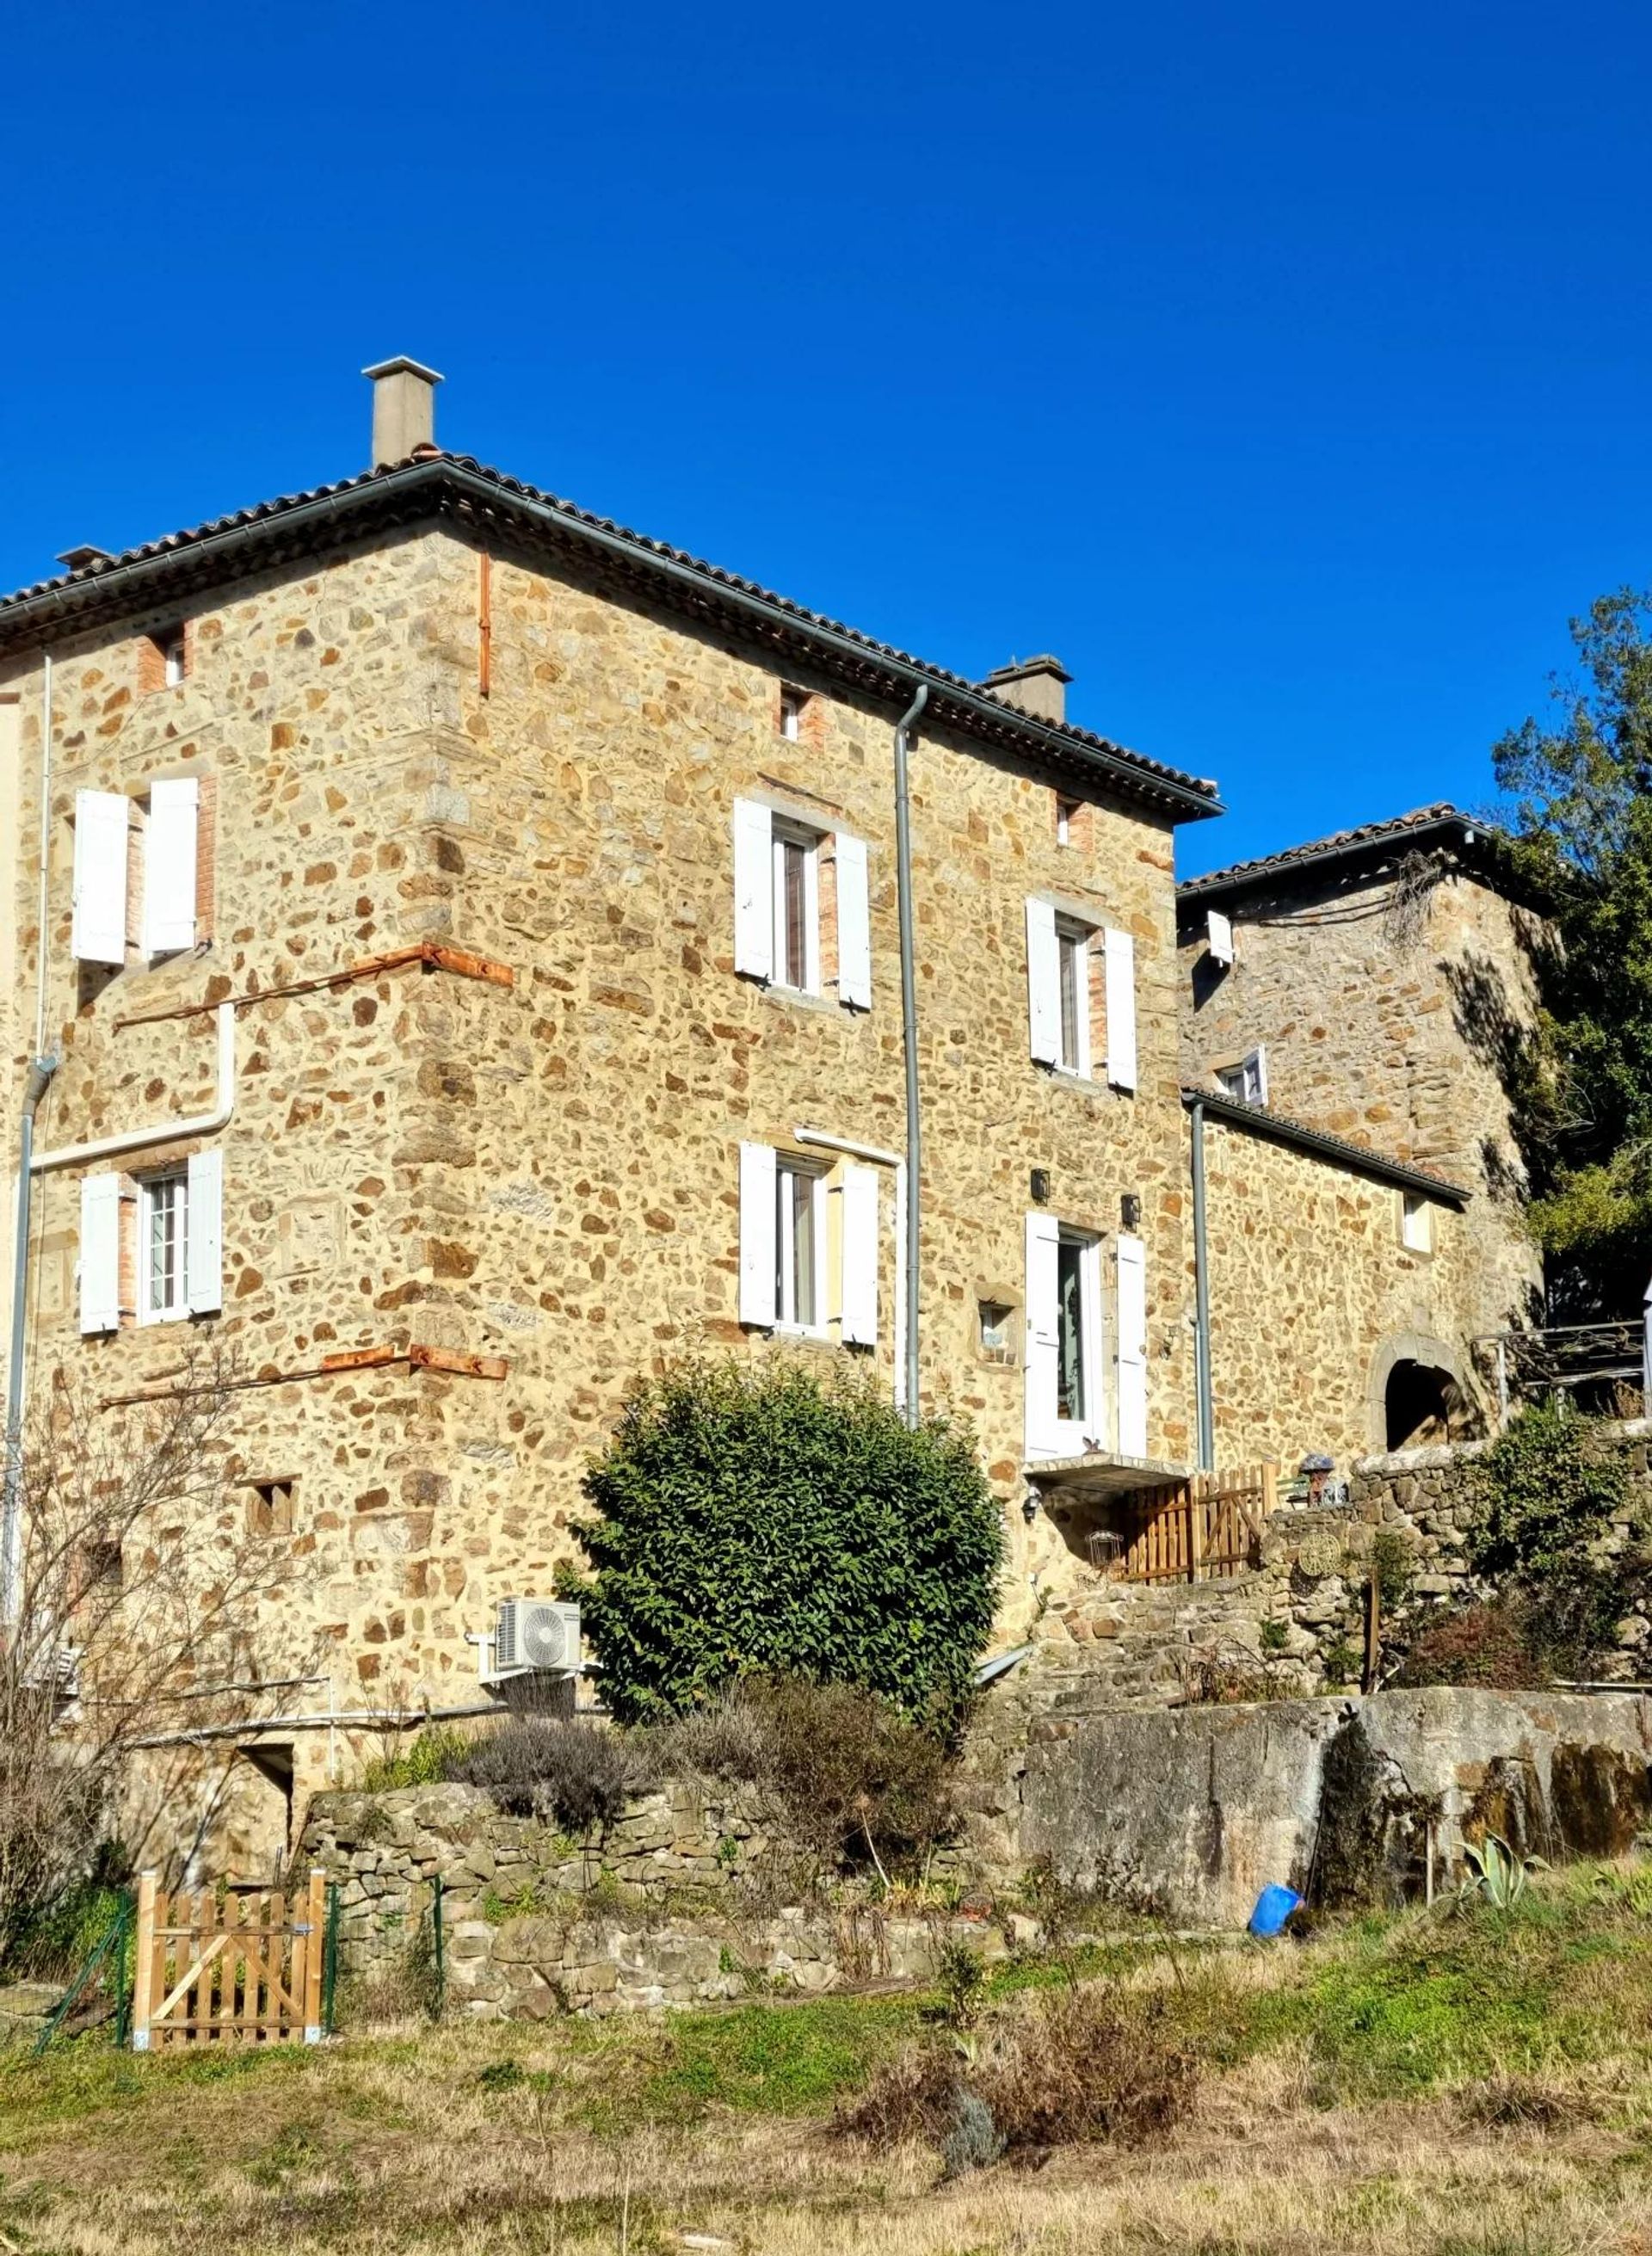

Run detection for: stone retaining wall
[[301, 1776, 1029, 2021]]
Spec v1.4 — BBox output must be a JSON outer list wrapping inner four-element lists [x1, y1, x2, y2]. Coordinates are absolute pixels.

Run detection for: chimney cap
[[56, 545, 114, 573], [361, 355, 445, 385], [980, 653, 1073, 691]]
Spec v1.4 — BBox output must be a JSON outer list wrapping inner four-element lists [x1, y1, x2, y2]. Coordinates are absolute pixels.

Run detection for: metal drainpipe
[[893, 681, 928, 1427], [3, 1053, 59, 1627], [1190, 1098, 1215, 1471]]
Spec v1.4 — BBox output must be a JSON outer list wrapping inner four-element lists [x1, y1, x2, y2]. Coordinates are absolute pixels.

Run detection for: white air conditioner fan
[[494, 1597, 580, 1676]]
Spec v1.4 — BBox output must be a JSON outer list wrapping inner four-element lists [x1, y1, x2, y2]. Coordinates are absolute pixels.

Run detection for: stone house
[[0, 366, 1521, 1872], [1176, 806, 1545, 1460], [0, 361, 1247, 1870]]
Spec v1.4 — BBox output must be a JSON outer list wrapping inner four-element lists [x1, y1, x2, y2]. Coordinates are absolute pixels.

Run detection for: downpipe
[[893, 681, 928, 1427], [1191, 1097, 1215, 1471], [3, 1055, 59, 1628]]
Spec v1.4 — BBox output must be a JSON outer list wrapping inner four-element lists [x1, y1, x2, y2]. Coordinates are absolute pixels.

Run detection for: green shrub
[[574, 1358, 1002, 1723], [1465, 1407, 1651, 1674], [1468, 1406, 1631, 1585], [1370, 1529, 1417, 1612], [1320, 1639, 1362, 1686], [359, 1726, 471, 1794]]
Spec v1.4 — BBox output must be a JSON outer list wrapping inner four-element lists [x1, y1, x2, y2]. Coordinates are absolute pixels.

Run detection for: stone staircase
[[1016, 1570, 1304, 1716]]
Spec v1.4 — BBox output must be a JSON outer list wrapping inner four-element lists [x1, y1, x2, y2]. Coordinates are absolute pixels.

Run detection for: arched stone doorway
[[1368, 1332, 1472, 1453]]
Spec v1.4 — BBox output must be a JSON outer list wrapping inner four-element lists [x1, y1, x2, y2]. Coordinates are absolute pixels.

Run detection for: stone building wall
[[0, 521, 1196, 1871], [1179, 865, 1544, 1346], [1197, 1111, 1489, 1464]]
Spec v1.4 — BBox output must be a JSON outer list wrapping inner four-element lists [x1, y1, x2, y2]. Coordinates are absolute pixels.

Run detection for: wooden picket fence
[[131, 1869, 324, 2050], [1118, 1462, 1279, 1585]]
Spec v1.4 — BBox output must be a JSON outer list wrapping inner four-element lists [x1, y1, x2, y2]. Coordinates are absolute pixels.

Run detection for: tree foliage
[[571, 1358, 1002, 1725], [1492, 589, 1652, 1302]]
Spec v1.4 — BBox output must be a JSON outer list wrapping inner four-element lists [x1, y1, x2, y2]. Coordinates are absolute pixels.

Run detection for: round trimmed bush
[[571, 1359, 1003, 1724]]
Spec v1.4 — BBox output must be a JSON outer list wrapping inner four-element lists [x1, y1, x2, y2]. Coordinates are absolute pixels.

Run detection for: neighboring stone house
[[1176, 806, 1546, 1459], [0, 361, 1243, 1871]]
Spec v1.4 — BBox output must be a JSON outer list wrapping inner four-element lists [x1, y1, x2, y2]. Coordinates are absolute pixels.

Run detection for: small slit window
[[779, 686, 808, 741], [247, 1477, 298, 1536]]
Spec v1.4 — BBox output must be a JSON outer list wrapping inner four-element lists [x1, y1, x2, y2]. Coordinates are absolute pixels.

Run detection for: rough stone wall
[[1196, 1111, 1493, 1463], [303, 1778, 1025, 2019], [1011, 1686, 1652, 1926], [1179, 864, 1544, 1346], [0, 523, 1193, 1866]]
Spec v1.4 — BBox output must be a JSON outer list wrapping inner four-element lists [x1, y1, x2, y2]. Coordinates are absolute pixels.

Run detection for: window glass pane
[[1056, 1236, 1086, 1423], [778, 837, 807, 988], [792, 1169, 817, 1327], [147, 1173, 188, 1314], [1057, 931, 1081, 1069]]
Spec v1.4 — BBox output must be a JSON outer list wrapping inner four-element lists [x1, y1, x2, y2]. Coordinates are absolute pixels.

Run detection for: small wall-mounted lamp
[[1030, 1168, 1051, 1205], [1120, 1192, 1143, 1230], [1021, 1490, 1041, 1524]]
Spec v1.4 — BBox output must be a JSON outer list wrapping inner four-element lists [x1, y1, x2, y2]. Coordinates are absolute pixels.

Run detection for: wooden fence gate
[[1119, 1462, 1279, 1584], [131, 1870, 325, 2050]]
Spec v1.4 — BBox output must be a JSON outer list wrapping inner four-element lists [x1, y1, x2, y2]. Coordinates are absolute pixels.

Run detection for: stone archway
[[1367, 1331, 1471, 1453]]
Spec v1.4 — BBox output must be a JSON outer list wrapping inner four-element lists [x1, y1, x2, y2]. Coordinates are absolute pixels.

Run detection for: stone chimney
[[362, 356, 444, 467], [979, 654, 1072, 726]]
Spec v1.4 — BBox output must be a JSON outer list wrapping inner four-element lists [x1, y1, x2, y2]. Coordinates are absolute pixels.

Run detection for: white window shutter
[[1023, 1210, 1062, 1459], [1025, 897, 1059, 1065], [78, 1174, 122, 1335], [839, 1164, 878, 1346], [1252, 1044, 1269, 1106], [1115, 1232, 1149, 1459], [835, 832, 872, 1009], [737, 1141, 777, 1327], [732, 798, 774, 981], [143, 777, 199, 955], [187, 1149, 223, 1316], [1104, 928, 1138, 1092], [1207, 909, 1234, 965], [71, 791, 130, 967]]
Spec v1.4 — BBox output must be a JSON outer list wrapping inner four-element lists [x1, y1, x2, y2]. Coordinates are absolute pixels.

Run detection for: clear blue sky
[[3, 2, 1648, 872]]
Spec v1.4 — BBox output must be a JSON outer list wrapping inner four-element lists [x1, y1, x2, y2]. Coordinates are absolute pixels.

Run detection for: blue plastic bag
[[1248, 1883, 1304, 1938]]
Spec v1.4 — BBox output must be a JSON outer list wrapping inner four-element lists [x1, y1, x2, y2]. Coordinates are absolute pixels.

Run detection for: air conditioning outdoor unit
[[493, 1597, 581, 1679]]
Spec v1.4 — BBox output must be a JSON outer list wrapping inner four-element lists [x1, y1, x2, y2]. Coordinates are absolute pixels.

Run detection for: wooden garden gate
[[1119, 1462, 1279, 1584], [131, 1869, 325, 2050]]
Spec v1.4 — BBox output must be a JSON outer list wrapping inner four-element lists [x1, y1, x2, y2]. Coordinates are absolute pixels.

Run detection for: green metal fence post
[[321, 1881, 341, 2036]]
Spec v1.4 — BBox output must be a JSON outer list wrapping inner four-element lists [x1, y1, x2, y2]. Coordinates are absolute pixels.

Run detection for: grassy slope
[[5, 1864, 1652, 2253]]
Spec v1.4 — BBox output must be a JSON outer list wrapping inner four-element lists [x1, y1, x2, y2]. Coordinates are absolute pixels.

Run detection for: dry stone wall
[[303, 1778, 1026, 2019]]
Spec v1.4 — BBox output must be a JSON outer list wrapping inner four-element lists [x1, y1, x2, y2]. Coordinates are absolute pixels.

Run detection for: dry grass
[[5, 1861, 1652, 2253]]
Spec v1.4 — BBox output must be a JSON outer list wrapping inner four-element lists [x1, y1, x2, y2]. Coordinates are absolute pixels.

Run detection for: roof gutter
[[1182, 1088, 1470, 1206], [3, 459, 1224, 823]]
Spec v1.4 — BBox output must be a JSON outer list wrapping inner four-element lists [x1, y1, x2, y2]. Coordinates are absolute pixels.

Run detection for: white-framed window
[[776, 1157, 828, 1331], [1055, 794, 1078, 847], [733, 799, 872, 1009], [1025, 897, 1137, 1090], [71, 774, 207, 966], [1025, 1215, 1148, 1461], [772, 820, 822, 995], [78, 1150, 222, 1335], [1054, 915, 1091, 1076], [1216, 1046, 1267, 1106], [779, 686, 807, 741], [163, 634, 187, 688], [737, 1140, 879, 1344], [1400, 1190, 1434, 1254], [141, 1168, 189, 1322]]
